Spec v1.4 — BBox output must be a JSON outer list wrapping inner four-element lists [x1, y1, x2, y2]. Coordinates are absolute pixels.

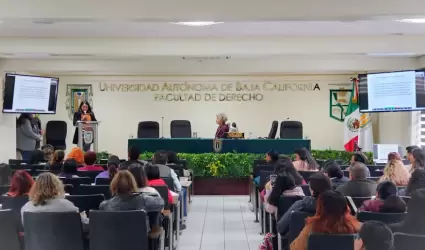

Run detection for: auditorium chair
[[65, 194, 105, 216], [1, 196, 29, 232], [8, 159, 25, 166], [78, 184, 112, 199], [287, 211, 314, 244], [77, 170, 104, 182], [0, 185, 10, 194], [152, 185, 173, 249], [300, 184, 311, 196], [272, 196, 304, 240], [394, 233, 425, 250], [167, 164, 184, 178], [307, 233, 355, 250], [162, 177, 175, 192], [346, 196, 372, 214], [89, 210, 149, 250], [137, 121, 160, 138], [24, 212, 85, 250], [170, 120, 192, 138], [45, 120, 67, 150], [298, 171, 316, 183], [267, 120, 279, 139], [400, 196, 411, 204], [60, 177, 92, 189], [357, 212, 406, 224], [280, 121, 303, 139], [95, 178, 112, 185], [0, 210, 22, 250]]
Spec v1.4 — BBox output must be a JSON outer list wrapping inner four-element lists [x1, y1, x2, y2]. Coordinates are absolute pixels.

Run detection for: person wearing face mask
[[72, 101, 97, 152]]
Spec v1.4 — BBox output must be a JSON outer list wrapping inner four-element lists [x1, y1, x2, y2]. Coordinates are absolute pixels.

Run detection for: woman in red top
[[6, 170, 34, 197], [145, 163, 173, 204], [77, 151, 104, 171]]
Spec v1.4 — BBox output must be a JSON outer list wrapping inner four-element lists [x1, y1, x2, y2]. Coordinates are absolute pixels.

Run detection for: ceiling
[[0, 0, 425, 74]]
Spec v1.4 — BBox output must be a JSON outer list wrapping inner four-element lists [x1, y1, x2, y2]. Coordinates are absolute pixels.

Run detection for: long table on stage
[[128, 138, 311, 154]]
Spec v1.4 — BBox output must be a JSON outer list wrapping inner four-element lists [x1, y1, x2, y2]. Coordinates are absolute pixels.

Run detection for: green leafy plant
[[96, 151, 111, 163], [136, 150, 372, 178]]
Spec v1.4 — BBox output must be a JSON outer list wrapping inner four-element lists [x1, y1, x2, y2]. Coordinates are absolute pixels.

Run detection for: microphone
[[161, 117, 164, 138]]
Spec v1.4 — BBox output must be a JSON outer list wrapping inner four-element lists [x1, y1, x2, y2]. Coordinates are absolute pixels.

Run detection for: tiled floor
[[178, 195, 263, 250]]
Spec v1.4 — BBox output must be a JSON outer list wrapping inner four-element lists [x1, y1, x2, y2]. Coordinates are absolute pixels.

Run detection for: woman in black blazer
[[72, 101, 97, 152]]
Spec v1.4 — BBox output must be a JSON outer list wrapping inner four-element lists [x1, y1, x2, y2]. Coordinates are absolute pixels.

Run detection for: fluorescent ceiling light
[[172, 21, 223, 27], [367, 52, 417, 57], [397, 19, 425, 23]]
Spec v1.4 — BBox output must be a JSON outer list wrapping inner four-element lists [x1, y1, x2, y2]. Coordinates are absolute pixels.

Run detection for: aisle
[[178, 195, 263, 250]]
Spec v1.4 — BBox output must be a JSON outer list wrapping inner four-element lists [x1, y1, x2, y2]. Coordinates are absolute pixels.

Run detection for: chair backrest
[[95, 178, 112, 185], [288, 211, 314, 243], [394, 233, 425, 250], [357, 212, 406, 224], [24, 212, 85, 250], [162, 176, 175, 192], [45, 120, 67, 150], [64, 184, 74, 194], [300, 184, 312, 196], [1, 195, 30, 232], [65, 194, 105, 215], [61, 177, 92, 189], [259, 170, 274, 190], [400, 196, 411, 204], [307, 233, 355, 250], [89, 210, 149, 250], [298, 171, 316, 182], [167, 164, 184, 178], [0, 185, 10, 195], [253, 164, 274, 178], [77, 170, 104, 182], [78, 184, 112, 199], [276, 196, 304, 220], [170, 120, 192, 138], [280, 121, 303, 139], [137, 121, 160, 138], [0, 209, 21, 250], [8, 159, 25, 166], [346, 196, 372, 214], [253, 159, 267, 168], [152, 185, 170, 210], [268, 120, 279, 139]]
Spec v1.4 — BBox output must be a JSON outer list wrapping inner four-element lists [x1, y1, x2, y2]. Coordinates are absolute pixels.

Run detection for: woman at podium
[[215, 113, 229, 139], [73, 101, 97, 152]]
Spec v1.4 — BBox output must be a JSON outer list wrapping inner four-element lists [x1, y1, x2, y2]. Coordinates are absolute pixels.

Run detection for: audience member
[[277, 173, 332, 235], [47, 150, 65, 173], [390, 188, 425, 235], [119, 146, 146, 170], [360, 181, 405, 213], [265, 174, 305, 214], [406, 145, 421, 171], [336, 162, 376, 197], [290, 190, 361, 250], [99, 170, 164, 212], [0, 163, 12, 186], [324, 161, 349, 188], [5, 170, 34, 197], [409, 148, 425, 173], [78, 151, 104, 171], [387, 152, 402, 161], [20, 173, 88, 230], [351, 152, 368, 165], [152, 150, 181, 192], [404, 168, 425, 196], [67, 147, 85, 165], [41, 144, 54, 163], [128, 163, 160, 195], [16, 113, 42, 162], [95, 155, 119, 180], [254, 150, 280, 185], [28, 149, 46, 165], [380, 195, 407, 213], [354, 221, 394, 250], [145, 163, 174, 204], [167, 151, 190, 177], [293, 148, 319, 171], [379, 159, 410, 186], [59, 158, 79, 179]]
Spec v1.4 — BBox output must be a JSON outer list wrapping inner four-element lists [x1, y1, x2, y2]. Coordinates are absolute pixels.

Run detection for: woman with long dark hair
[[293, 147, 319, 171], [16, 113, 42, 162], [72, 101, 97, 152]]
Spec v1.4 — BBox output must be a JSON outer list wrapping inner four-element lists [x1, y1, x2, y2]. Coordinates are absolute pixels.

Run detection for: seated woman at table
[[215, 113, 229, 139], [293, 148, 319, 171]]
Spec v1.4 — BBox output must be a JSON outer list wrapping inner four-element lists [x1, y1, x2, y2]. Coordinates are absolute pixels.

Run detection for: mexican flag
[[344, 78, 373, 152]]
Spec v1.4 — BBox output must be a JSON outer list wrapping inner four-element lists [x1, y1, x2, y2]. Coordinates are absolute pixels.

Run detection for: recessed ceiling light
[[397, 19, 425, 23], [171, 21, 223, 27]]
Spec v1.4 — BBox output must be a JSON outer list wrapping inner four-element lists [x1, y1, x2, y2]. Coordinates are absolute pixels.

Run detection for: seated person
[[277, 173, 332, 235], [215, 112, 229, 139], [167, 151, 190, 177], [28, 149, 46, 165], [379, 195, 406, 213], [152, 150, 181, 192], [293, 148, 319, 171], [5, 170, 34, 197], [77, 151, 104, 171], [401, 168, 425, 196], [265, 174, 305, 215], [119, 146, 147, 170], [254, 150, 280, 185], [359, 181, 406, 213], [290, 190, 361, 250], [145, 163, 174, 204], [390, 188, 425, 235], [99, 170, 164, 212], [96, 155, 119, 180], [47, 150, 65, 174], [336, 162, 377, 197], [21, 173, 89, 231], [351, 151, 368, 165], [66, 147, 85, 165], [41, 144, 54, 163], [406, 145, 421, 172], [324, 161, 349, 188], [408, 147, 425, 174], [58, 159, 80, 179], [379, 159, 410, 186], [354, 221, 394, 250], [387, 152, 402, 161], [128, 163, 160, 195]]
